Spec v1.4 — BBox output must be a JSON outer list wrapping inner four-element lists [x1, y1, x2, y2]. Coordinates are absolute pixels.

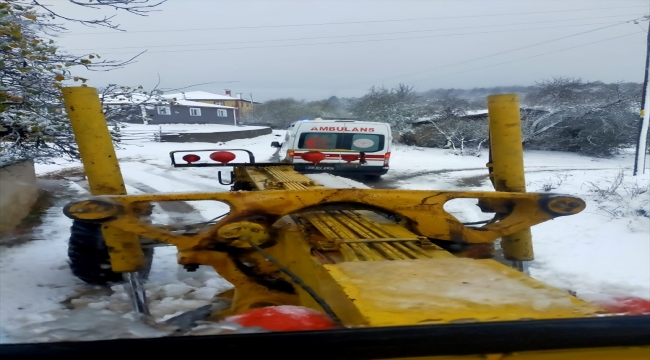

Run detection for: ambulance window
[[299, 133, 338, 149], [350, 134, 381, 152]]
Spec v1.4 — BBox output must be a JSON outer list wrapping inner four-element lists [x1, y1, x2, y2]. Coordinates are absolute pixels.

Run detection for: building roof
[[174, 99, 236, 109], [162, 91, 253, 102], [101, 93, 235, 109]]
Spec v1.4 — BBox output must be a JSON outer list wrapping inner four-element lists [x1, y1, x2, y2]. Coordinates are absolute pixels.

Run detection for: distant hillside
[[420, 86, 534, 100], [419, 82, 641, 101]]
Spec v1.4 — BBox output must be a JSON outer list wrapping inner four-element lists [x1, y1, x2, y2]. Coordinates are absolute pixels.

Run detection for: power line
[[160, 81, 242, 92], [70, 20, 629, 53], [65, 5, 648, 35], [411, 31, 645, 84], [63, 13, 642, 52], [88, 18, 643, 56], [350, 18, 644, 87]]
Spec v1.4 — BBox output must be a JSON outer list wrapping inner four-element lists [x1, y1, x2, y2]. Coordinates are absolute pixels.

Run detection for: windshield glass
[[0, 0, 647, 356]]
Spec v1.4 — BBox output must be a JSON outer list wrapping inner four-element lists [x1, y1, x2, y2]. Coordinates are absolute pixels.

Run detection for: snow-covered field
[[385, 143, 650, 302], [0, 129, 648, 343]]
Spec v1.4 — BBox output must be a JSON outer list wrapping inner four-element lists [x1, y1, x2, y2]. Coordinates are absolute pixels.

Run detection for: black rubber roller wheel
[[67, 220, 154, 285]]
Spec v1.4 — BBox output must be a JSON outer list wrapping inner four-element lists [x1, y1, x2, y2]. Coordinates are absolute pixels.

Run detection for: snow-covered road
[[1, 128, 648, 343]]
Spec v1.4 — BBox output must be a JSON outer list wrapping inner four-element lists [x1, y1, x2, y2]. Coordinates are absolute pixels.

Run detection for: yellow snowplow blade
[[319, 258, 602, 327]]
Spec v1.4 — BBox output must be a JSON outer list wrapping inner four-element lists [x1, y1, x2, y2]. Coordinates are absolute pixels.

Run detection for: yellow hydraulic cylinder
[[62, 86, 145, 272], [486, 94, 533, 263]]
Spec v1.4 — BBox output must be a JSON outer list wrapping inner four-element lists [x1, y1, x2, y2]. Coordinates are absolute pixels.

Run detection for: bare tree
[[13, 0, 165, 29]]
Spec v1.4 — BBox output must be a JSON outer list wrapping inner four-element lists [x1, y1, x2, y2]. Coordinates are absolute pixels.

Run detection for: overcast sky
[[48, 0, 649, 101]]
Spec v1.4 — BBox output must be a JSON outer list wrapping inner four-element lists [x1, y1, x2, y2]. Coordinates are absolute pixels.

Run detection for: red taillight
[[341, 154, 359, 163], [301, 151, 326, 164], [182, 154, 201, 163], [210, 151, 236, 164], [383, 152, 391, 166]]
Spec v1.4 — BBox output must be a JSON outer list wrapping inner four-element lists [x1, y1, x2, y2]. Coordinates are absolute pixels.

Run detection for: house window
[[214, 101, 224, 105], [189, 108, 202, 116], [217, 109, 228, 117], [157, 106, 170, 115]]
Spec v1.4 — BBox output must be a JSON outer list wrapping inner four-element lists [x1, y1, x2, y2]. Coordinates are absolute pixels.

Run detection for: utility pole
[[633, 18, 650, 176]]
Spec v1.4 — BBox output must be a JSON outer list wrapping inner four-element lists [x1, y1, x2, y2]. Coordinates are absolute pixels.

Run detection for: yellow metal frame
[[62, 86, 146, 272], [64, 189, 585, 252], [487, 94, 533, 261], [63, 188, 587, 321], [59, 87, 650, 359]]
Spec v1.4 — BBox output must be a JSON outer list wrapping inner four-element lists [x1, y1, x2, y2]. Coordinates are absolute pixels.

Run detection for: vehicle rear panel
[[290, 121, 390, 175]]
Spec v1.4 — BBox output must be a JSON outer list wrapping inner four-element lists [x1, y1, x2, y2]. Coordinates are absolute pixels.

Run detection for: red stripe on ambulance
[[293, 152, 385, 162]]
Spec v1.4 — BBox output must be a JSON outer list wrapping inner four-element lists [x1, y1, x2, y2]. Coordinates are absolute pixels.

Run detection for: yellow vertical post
[[486, 94, 534, 268], [62, 86, 144, 272]]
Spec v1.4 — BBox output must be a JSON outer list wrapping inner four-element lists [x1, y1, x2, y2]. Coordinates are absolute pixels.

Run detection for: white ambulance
[[271, 118, 392, 179]]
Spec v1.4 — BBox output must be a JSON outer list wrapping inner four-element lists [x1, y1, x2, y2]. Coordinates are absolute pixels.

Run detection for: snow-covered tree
[[425, 89, 480, 119], [0, 1, 161, 163], [523, 77, 641, 156], [350, 84, 425, 143], [409, 89, 486, 154], [422, 118, 488, 156], [305, 96, 353, 119], [100, 84, 169, 125]]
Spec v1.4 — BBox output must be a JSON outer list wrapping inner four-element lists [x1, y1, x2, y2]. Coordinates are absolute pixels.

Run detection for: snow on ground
[[1, 131, 283, 343], [0, 183, 86, 338], [33, 129, 285, 176], [385, 142, 636, 182], [384, 146, 650, 302], [527, 169, 650, 302], [0, 126, 648, 343]]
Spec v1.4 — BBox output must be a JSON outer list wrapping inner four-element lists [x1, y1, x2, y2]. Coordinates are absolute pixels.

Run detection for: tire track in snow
[[127, 161, 232, 192], [378, 167, 626, 189], [121, 167, 231, 224], [123, 179, 198, 218], [69, 177, 204, 235]]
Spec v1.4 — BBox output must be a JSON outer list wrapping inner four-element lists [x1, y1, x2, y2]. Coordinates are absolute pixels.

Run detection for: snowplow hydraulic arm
[[63, 189, 584, 252]]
